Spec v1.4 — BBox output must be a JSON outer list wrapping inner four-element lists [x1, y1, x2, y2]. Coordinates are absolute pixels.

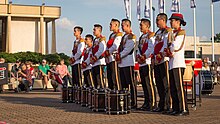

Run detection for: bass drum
[[201, 71, 214, 94], [106, 90, 131, 114]]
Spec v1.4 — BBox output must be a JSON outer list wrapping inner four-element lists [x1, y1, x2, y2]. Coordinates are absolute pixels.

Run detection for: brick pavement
[[0, 85, 220, 124]]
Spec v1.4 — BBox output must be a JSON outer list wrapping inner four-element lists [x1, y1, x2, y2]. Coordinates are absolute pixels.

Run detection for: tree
[[211, 33, 220, 43]]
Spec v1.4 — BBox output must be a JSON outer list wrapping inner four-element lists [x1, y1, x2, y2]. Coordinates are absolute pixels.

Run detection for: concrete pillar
[[6, 15, 11, 53], [45, 22, 49, 54], [40, 16, 44, 53], [51, 20, 56, 53]]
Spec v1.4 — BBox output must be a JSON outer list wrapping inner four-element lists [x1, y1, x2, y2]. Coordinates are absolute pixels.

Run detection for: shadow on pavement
[[0, 95, 105, 115]]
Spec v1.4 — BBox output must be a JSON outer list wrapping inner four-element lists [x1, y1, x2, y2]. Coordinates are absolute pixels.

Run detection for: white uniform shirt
[[118, 33, 136, 68], [169, 29, 186, 70], [106, 32, 122, 63], [92, 36, 106, 67], [71, 38, 85, 66], [136, 32, 155, 67]]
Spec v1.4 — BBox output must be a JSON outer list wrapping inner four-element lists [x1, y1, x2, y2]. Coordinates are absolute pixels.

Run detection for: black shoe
[[137, 104, 150, 111], [131, 105, 137, 109], [169, 111, 180, 116], [152, 107, 164, 112], [178, 111, 189, 116]]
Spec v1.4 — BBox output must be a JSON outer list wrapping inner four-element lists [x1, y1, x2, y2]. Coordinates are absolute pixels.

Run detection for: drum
[[68, 87, 74, 103], [62, 87, 68, 103], [75, 86, 81, 104], [106, 90, 131, 114], [81, 87, 89, 107], [201, 71, 214, 94], [92, 88, 106, 112], [88, 87, 94, 109]]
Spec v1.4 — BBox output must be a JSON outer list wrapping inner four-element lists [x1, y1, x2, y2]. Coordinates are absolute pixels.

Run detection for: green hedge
[[0, 52, 70, 65]]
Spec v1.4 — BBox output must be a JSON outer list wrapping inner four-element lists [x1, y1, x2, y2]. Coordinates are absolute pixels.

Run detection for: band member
[[116, 19, 137, 108], [167, 13, 189, 116], [91, 24, 106, 89], [136, 18, 156, 111], [70, 26, 85, 87], [82, 34, 94, 88], [105, 19, 122, 90], [152, 13, 172, 113]]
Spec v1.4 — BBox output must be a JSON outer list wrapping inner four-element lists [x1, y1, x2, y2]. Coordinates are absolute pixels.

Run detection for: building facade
[[185, 36, 220, 62], [0, 0, 61, 54]]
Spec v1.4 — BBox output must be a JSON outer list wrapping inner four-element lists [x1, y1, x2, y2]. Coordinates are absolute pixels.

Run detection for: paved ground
[[0, 85, 220, 124]]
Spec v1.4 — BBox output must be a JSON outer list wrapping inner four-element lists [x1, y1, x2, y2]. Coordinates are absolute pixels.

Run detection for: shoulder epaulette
[[116, 32, 123, 37], [80, 38, 85, 42], [148, 32, 155, 39], [177, 29, 186, 36], [99, 36, 106, 42], [128, 34, 136, 40], [165, 27, 172, 33]]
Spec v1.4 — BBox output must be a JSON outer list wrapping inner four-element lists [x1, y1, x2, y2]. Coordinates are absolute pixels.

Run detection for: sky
[[11, 0, 220, 56]]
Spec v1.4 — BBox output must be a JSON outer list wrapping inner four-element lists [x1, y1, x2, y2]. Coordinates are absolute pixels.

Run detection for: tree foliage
[[0, 52, 70, 65], [211, 33, 220, 43]]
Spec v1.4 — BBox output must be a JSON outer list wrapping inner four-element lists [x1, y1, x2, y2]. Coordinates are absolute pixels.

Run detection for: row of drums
[[62, 86, 131, 114]]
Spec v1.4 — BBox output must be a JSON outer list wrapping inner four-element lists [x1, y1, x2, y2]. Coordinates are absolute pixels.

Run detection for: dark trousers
[[83, 69, 94, 87], [107, 61, 120, 90], [92, 65, 104, 89], [139, 64, 156, 108], [154, 61, 171, 110], [62, 75, 69, 88], [119, 66, 137, 107], [72, 63, 82, 87], [169, 68, 188, 112]]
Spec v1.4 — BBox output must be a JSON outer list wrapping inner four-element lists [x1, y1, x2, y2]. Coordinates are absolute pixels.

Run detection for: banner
[[144, 0, 151, 18], [171, 0, 180, 13], [190, 0, 196, 8], [124, 0, 130, 19], [158, 0, 165, 13]]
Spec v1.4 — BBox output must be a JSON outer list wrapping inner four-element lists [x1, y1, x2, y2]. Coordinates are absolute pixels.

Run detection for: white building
[[185, 36, 220, 62], [0, 0, 61, 54]]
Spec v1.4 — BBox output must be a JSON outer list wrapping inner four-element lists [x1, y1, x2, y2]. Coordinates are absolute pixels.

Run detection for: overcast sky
[[11, 0, 220, 56]]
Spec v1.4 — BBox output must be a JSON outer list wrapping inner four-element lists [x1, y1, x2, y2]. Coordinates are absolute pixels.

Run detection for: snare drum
[[81, 87, 89, 106], [62, 87, 68, 103], [106, 90, 131, 114], [88, 87, 94, 109], [68, 87, 74, 103], [92, 88, 106, 112], [75, 86, 81, 104]]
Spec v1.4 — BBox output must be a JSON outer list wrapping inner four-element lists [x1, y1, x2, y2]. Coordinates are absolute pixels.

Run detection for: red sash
[[154, 41, 164, 54], [141, 42, 148, 54], [107, 38, 114, 48], [83, 51, 89, 61]]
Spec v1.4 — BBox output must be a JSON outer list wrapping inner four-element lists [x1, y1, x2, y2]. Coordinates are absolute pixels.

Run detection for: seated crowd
[[10, 59, 72, 92]]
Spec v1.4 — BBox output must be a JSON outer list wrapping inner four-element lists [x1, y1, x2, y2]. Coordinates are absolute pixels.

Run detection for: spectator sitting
[[17, 64, 31, 92], [49, 66, 62, 92], [56, 59, 71, 88], [0, 58, 6, 93], [38, 59, 50, 90], [25, 61, 35, 90], [11, 60, 21, 79], [0, 58, 5, 63]]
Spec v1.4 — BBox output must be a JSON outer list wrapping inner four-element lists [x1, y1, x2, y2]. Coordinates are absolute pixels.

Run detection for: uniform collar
[[173, 27, 181, 33]]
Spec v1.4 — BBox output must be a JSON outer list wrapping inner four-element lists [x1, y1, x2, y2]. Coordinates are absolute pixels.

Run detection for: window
[[0, 17, 6, 52]]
